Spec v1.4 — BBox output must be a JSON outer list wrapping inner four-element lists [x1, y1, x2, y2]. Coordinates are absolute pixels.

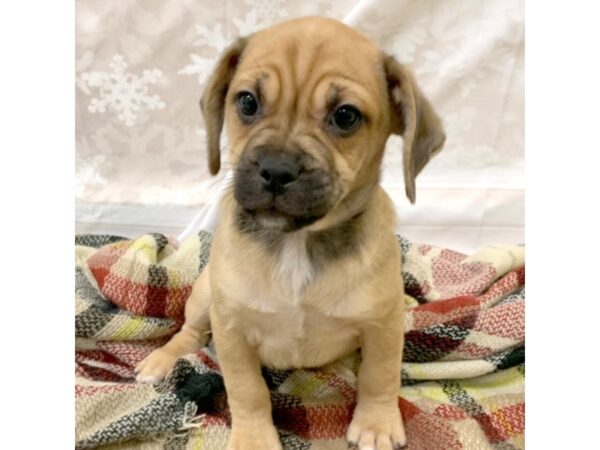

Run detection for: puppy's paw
[[227, 424, 282, 450], [135, 348, 178, 384], [347, 402, 406, 450]]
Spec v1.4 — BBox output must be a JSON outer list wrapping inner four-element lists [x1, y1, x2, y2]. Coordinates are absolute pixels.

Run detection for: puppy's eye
[[236, 91, 259, 119], [331, 105, 362, 132]]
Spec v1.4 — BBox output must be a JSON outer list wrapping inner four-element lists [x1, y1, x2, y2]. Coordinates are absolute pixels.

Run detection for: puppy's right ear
[[200, 37, 248, 175], [383, 55, 446, 204]]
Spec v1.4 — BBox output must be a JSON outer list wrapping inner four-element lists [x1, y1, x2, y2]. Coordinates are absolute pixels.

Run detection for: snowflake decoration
[[81, 55, 165, 127], [233, 10, 263, 36], [75, 154, 108, 198], [232, 2, 287, 35], [179, 23, 228, 85], [179, 54, 215, 85], [243, 0, 288, 22], [192, 23, 228, 51], [180, 1, 287, 86]]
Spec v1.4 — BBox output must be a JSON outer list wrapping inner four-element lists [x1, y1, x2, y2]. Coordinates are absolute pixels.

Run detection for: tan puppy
[[136, 17, 445, 450]]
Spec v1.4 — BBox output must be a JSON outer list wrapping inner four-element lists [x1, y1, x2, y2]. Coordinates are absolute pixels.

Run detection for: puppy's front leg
[[136, 268, 211, 383], [348, 304, 406, 450], [211, 305, 282, 450]]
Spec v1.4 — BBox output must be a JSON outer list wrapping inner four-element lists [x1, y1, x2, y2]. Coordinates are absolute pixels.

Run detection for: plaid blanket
[[75, 232, 525, 450]]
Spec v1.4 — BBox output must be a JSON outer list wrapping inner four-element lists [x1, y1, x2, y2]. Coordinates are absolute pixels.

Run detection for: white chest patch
[[275, 232, 314, 301]]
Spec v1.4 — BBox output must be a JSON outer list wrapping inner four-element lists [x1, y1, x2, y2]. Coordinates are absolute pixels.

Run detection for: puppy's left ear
[[200, 37, 248, 175], [383, 55, 446, 203]]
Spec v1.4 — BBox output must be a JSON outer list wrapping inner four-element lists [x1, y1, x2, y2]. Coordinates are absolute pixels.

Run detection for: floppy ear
[[200, 37, 248, 175], [383, 55, 446, 203]]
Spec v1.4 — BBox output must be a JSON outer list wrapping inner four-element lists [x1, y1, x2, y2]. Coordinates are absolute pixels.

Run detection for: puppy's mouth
[[254, 208, 298, 228], [240, 207, 323, 232]]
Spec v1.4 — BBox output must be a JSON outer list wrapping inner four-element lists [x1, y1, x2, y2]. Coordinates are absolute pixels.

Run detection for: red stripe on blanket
[[77, 350, 131, 368], [399, 397, 422, 422], [304, 404, 354, 439], [432, 250, 496, 297], [416, 296, 479, 314], [488, 403, 525, 440], [87, 245, 129, 288], [473, 301, 524, 340], [452, 342, 495, 359], [478, 268, 524, 305], [75, 383, 140, 397], [196, 350, 221, 372], [96, 338, 171, 368], [405, 409, 463, 450], [199, 414, 229, 426], [90, 267, 110, 289], [470, 401, 526, 444], [76, 363, 131, 383], [165, 286, 193, 322], [146, 284, 168, 317], [473, 412, 507, 443], [433, 404, 470, 420], [99, 273, 190, 321], [411, 307, 480, 330]]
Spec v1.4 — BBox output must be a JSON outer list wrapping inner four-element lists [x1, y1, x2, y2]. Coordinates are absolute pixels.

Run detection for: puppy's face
[[201, 17, 445, 233]]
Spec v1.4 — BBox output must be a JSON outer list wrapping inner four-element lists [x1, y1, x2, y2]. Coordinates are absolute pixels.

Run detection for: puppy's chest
[[235, 231, 373, 317], [275, 232, 314, 300], [242, 303, 360, 369], [233, 235, 363, 368]]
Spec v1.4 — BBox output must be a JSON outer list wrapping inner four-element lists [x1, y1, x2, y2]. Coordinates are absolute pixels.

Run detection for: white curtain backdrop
[[75, 0, 524, 253]]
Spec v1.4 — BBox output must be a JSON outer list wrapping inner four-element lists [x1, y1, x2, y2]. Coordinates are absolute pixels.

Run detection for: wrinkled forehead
[[232, 21, 385, 108]]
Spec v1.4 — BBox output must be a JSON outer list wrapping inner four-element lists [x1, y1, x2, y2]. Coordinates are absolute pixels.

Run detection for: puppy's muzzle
[[234, 146, 333, 231]]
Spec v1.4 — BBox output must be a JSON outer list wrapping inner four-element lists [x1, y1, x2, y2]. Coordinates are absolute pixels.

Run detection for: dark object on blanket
[[174, 370, 225, 412]]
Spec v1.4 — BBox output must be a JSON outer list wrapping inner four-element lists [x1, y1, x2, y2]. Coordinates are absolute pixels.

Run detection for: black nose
[[257, 153, 301, 196]]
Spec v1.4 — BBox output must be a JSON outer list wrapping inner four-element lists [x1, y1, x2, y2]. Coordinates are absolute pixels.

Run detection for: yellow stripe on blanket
[[111, 317, 145, 340], [281, 371, 328, 398], [170, 270, 181, 289], [401, 381, 449, 403], [186, 426, 203, 450], [129, 235, 159, 263], [461, 366, 524, 400]]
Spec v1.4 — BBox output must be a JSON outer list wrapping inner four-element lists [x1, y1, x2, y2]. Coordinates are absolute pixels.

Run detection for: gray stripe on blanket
[[76, 393, 191, 449]]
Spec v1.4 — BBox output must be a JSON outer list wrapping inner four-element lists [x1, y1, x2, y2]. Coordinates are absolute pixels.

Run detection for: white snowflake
[[179, 54, 215, 85], [232, 3, 287, 36], [192, 23, 228, 51], [233, 10, 263, 36], [180, 1, 287, 86], [179, 23, 228, 85], [243, 0, 288, 22], [81, 55, 165, 127], [75, 154, 108, 198]]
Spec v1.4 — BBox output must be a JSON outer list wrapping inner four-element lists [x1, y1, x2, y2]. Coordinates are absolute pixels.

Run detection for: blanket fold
[[75, 232, 524, 449]]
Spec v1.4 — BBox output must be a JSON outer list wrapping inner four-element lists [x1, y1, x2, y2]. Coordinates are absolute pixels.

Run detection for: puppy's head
[[201, 17, 445, 233]]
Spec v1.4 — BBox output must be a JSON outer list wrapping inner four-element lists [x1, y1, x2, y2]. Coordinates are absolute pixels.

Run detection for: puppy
[[136, 16, 445, 450]]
